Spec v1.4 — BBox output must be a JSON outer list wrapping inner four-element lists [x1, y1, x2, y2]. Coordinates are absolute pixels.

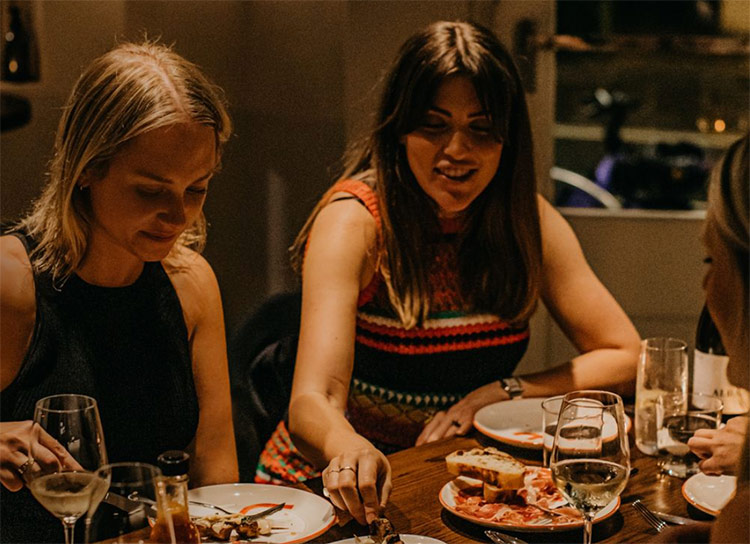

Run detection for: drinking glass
[[541, 395, 564, 466], [550, 390, 630, 544], [656, 392, 722, 478], [635, 338, 688, 455], [29, 394, 108, 544], [87, 462, 175, 544]]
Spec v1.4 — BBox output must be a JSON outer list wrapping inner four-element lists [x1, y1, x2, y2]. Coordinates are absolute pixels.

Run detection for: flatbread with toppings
[[192, 513, 273, 541]]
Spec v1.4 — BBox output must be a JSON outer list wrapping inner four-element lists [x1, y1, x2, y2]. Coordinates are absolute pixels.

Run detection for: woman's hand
[[0, 421, 81, 491], [416, 381, 506, 446], [321, 445, 392, 526], [688, 416, 747, 475]]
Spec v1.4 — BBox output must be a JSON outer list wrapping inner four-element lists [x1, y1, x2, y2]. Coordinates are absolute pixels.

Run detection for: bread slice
[[446, 447, 525, 490]]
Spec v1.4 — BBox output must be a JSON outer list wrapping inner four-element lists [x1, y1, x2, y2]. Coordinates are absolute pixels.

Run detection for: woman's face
[[403, 76, 504, 218], [702, 215, 749, 386], [84, 122, 217, 270]]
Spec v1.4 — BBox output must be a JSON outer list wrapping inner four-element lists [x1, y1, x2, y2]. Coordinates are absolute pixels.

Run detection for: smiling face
[[402, 76, 504, 219], [81, 122, 217, 282]]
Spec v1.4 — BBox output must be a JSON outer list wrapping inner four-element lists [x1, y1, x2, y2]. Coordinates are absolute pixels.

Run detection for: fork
[[485, 529, 529, 544], [632, 499, 667, 533]]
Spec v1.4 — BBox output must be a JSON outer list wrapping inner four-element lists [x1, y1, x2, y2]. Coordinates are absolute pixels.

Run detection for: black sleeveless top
[[1, 232, 199, 543]]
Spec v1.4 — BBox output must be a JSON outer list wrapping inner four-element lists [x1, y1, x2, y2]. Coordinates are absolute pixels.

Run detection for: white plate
[[473, 398, 632, 449], [328, 536, 445, 544], [189, 483, 336, 543], [439, 476, 620, 532], [681, 473, 737, 516]]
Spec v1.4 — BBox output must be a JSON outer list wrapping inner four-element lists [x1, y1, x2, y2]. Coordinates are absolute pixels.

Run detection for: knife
[[242, 502, 286, 523], [653, 511, 701, 526]]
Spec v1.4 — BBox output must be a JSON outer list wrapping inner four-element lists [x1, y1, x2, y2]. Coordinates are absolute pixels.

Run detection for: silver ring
[[17, 456, 34, 476], [451, 420, 461, 427], [339, 466, 356, 474], [322, 487, 331, 498]]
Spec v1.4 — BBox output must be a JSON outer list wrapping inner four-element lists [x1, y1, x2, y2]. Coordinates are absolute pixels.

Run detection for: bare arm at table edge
[[288, 197, 388, 524], [517, 198, 640, 398], [166, 249, 238, 485]]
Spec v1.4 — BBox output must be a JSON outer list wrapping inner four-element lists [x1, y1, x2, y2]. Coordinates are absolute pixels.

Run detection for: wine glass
[[87, 462, 175, 544], [550, 390, 630, 544], [29, 394, 108, 544]]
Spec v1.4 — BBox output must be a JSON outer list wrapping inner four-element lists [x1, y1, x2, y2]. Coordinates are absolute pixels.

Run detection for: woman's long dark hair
[[292, 21, 542, 328]]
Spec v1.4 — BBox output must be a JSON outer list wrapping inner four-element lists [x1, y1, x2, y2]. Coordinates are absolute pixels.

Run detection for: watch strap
[[501, 377, 524, 400]]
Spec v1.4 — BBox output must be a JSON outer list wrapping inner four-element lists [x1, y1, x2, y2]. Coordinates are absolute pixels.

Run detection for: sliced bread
[[445, 447, 525, 490]]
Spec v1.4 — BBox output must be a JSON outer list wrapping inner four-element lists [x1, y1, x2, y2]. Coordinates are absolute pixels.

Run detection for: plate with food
[[681, 473, 737, 516], [188, 483, 336, 543], [473, 398, 632, 449], [328, 516, 444, 544], [439, 447, 620, 532]]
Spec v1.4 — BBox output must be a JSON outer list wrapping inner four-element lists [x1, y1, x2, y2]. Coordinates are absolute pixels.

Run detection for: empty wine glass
[[87, 462, 175, 544], [550, 390, 630, 544], [28, 394, 108, 544]]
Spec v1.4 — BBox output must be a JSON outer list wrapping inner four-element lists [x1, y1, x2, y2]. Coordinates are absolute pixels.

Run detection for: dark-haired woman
[[256, 21, 639, 524]]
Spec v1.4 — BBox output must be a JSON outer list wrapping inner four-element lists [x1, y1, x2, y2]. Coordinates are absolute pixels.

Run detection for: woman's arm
[[0, 235, 36, 391], [168, 250, 238, 486], [417, 198, 640, 445], [288, 197, 388, 525], [523, 198, 640, 397]]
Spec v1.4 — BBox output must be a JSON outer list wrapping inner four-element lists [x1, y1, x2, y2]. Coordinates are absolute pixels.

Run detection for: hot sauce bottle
[[150, 450, 201, 543]]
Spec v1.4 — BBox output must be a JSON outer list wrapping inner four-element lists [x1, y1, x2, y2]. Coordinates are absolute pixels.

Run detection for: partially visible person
[[656, 136, 749, 543], [0, 40, 239, 543], [689, 415, 747, 476], [256, 20, 640, 525]]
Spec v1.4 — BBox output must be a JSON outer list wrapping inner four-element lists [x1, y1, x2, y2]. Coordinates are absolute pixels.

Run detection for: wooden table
[[310, 433, 714, 543]]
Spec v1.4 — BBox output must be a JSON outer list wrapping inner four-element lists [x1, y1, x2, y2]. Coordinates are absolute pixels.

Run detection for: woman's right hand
[[321, 445, 392, 526], [688, 416, 747, 475], [0, 420, 81, 491]]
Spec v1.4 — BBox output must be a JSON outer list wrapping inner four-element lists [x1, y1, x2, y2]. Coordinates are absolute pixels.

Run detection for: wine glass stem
[[582, 514, 594, 544], [62, 520, 76, 544]]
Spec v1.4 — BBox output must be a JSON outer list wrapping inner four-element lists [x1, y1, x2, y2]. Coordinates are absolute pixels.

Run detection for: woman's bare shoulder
[[0, 235, 35, 312], [163, 247, 220, 334]]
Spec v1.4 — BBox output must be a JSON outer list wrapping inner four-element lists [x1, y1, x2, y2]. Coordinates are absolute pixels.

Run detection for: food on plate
[[192, 513, 273, 541], [446, 447, 525, 502], [445, 447, 582, 525], [353, 516, 404, 544]]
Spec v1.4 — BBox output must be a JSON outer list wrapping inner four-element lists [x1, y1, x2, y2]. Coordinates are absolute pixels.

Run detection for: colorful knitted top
[[256, 179, 529, 484]]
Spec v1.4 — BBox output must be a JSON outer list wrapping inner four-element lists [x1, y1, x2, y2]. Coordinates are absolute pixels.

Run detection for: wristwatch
[[501, 377, 524, 400]]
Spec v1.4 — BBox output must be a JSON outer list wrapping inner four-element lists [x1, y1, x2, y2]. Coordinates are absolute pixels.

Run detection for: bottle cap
[[157, 450, 190, 477]]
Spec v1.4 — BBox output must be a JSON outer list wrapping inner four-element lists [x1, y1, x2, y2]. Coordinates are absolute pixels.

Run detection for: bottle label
[[693, 350, 750, 414]]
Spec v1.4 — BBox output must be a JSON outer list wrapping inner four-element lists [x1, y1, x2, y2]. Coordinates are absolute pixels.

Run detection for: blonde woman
[[256, 21, 640, 525], [0, 41, 238, 542], [656, 136, 749, 543]]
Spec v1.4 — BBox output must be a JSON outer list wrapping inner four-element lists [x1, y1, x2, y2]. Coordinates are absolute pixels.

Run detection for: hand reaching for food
[[0, 420, 82, 491], [321, 445, 392, 525]]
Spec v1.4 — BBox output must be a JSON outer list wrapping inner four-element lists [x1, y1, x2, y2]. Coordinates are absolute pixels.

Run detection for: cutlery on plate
[[485, 529, 529, 544], [242, 502, 286, 522], [127, 492, 238, 515], [632, 499, 667, 533], [652, 511, 701, 526]]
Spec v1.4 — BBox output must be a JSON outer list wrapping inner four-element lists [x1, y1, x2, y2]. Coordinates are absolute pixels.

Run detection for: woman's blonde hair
[[17, 39, 231, 282], [291, 21, 541, 329]]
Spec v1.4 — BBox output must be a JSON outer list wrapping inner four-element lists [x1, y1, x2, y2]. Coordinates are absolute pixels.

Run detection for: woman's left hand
[[415, 381, 506, 445]]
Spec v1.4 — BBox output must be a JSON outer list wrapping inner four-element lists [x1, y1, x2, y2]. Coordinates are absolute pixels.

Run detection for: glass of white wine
[[29, 394, 108, 544], [550, 390, 630, 544]]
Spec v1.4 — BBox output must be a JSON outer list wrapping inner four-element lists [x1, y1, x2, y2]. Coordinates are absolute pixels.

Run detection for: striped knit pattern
[[256, 179, 529, 484]]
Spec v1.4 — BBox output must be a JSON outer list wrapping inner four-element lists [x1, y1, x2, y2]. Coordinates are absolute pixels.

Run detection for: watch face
[[503, 378, 523, 398]]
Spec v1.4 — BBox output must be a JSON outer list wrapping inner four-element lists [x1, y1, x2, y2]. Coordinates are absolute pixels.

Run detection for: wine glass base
[[658, 458, 699, 478]]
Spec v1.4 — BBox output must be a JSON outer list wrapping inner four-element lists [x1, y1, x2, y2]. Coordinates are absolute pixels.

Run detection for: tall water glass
[[550, 390, 630, 544], [87, 462, 175, 544], [541, 395, 564, 466], [29, 394, 108, 544], [635, 338, 688, 455]]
